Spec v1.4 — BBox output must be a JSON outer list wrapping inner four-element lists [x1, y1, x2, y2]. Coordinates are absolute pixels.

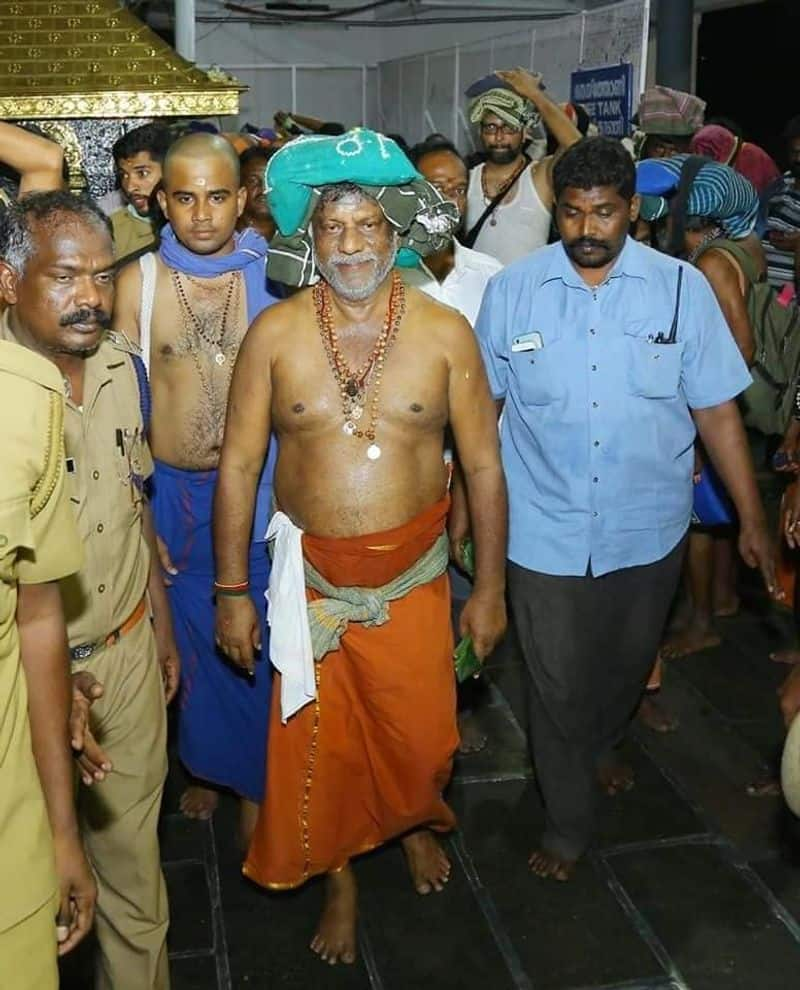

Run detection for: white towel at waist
[[265, 511, 316, 722]]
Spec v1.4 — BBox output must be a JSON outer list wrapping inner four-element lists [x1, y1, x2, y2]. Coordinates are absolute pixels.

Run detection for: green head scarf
[[264, 129, 460, 287]]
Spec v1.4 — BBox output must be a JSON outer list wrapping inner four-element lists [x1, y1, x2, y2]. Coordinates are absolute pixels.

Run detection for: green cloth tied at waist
[[304, 532, 449, 661]]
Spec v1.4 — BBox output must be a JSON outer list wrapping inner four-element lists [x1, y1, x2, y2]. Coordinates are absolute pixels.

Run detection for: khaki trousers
[[75, 615, 170, 990], [0, 894, 59, 990]]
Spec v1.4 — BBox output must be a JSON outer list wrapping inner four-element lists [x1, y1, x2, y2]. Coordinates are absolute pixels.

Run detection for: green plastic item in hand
[[453, 537, 481, 681], [459, 537, 475, 577], [454, 633, 482, 683]]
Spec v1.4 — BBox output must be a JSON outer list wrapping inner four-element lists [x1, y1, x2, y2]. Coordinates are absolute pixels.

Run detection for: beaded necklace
[[170, 269, 238, 367], [313, 271, 406, 461]]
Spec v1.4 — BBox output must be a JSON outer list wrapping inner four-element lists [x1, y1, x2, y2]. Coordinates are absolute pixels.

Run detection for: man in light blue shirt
[[468, 137, 777, 881]]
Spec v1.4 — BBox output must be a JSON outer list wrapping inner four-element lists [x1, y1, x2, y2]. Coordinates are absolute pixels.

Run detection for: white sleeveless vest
[[465, 162, 552, 266]]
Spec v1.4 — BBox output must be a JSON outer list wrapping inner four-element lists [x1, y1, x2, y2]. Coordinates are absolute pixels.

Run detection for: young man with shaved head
[[113, 133, 279, 843]]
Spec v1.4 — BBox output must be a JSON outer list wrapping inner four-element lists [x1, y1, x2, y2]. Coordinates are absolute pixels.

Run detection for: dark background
[[696, 0, 800, 166]]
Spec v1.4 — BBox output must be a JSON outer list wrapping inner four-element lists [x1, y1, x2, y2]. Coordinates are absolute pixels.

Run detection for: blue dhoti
[[152, 454, 275, 801]]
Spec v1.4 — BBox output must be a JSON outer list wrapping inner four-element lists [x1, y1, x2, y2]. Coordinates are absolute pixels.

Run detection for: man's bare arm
[[693, 400, 776, 595], [496, 68, 582, 153], [446, 315, 508, 657], [214, 314, 274, 584], [696, 251, 756, 365], [17, 580, 96, 952], [111, 259, 143, 345], [213, 311, 275, 669], [0, 122, 64, 195]]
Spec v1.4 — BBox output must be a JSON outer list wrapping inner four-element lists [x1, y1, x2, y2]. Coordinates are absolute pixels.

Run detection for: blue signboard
[[570, 63, 634, 139]]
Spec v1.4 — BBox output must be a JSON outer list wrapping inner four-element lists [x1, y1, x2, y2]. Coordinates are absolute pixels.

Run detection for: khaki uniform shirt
[[0, 341, 83, 933], [0, 316, 154, 647], [110, 207, 158, 265]]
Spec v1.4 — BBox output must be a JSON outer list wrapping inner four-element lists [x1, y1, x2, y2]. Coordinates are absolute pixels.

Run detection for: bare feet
[[310, 866, 358, 966], [401, 829, 451, 894], [457, 711, 488, 755], [180, 784, 219, 821], [659, 624, 721, 660], [770, 649, 800, 666], [598, 762, 635, 796], [528, 848, 575, 881], [637, 694, 679, 733], [238, 798, 260, 852], [713, 594, 740, 618], [746, 775, 782, 798]]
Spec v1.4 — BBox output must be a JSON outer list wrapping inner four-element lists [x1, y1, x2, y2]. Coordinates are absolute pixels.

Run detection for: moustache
[[60, 308, 111, 328], [328, 251, 378, 267], [570, 238, 610, 251]]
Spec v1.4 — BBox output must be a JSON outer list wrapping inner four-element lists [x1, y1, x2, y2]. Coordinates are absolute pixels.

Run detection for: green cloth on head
[[467, 88, 540, 132], [264, 129, 460, 287]]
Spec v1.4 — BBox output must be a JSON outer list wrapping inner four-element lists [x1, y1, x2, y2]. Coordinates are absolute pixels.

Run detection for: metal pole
[[655, 0, 694, 91], [175, 0, 196, 63]]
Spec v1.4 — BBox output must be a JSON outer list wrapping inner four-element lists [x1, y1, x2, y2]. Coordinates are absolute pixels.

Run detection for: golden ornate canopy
[[0, 0, 242, 119]]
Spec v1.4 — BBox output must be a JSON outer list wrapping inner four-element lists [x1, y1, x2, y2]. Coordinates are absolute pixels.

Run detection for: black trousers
[[507, 535, 687, 860]]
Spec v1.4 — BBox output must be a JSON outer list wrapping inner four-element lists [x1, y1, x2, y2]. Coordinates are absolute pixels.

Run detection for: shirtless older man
[[113, 133, 278, 839], [214, 131, 508, 965]]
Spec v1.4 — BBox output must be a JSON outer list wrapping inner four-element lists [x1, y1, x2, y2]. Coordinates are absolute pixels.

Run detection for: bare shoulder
[[115, 253, 144, 294], [697, 247, 742, 282], [245, 289, 313, 349], [404, 283, 478, 360]]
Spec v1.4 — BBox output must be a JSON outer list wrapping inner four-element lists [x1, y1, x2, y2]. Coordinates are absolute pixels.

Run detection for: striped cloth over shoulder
[[762, 175, 800, 289], [636, 154, 759, 239]]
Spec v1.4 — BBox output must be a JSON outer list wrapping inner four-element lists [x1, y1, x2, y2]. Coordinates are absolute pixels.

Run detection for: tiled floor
[[63, 592, 800, 990]]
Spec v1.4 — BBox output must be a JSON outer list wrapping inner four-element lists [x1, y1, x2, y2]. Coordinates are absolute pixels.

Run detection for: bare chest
[[272, 334, 450, 438], [149, 269, 249, 371]]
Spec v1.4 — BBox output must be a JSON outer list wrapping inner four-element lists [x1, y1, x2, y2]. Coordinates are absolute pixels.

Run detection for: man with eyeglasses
[[464, 68, 581, 266]]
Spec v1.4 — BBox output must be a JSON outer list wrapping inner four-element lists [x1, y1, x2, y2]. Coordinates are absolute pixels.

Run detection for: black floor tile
[[166, 860, 214, 954], [358, 842, 515, 990], [451, 779, 663, 989], [212, 796, 373, 989], [160, 812, 210, 864], [607, 841, 800, 989], [673, 618, 786, 723], [170, 953, 218, 990], [593, 741, 704, 850], [452, 688, 530, 783]]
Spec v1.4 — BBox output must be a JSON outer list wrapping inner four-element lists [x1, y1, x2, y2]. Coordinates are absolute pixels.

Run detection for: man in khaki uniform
[[0, 339, 95, 989], [0, 190, 178, 990]]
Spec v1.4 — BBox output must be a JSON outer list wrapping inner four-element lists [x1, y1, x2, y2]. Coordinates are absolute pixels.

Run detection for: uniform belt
[[69, 595, 148, 662]]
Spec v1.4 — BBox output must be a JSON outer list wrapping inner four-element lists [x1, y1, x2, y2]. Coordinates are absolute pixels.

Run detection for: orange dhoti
[[244, 497, 459, 890]]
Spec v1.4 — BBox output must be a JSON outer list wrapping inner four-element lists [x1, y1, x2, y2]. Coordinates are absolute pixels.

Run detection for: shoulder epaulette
[[30, 391, 65, 518], [0, 340, 64, 393], [106, 329, 142, 356]]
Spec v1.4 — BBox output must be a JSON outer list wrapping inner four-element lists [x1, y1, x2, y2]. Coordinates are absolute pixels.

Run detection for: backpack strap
[[668, 155, 713, 257], [463, 155, 531, 249], [697, 236, 760, 287], [129, 353, 151, 437], [138, 251, 157, 374]]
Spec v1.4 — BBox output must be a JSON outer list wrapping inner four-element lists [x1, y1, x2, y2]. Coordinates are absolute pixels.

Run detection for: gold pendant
[[366, 444, 381, 461]]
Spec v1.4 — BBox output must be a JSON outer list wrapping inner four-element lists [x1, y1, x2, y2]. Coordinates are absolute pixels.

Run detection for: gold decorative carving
[[0, 90, 241, 120], [0, 0, 243, 120]]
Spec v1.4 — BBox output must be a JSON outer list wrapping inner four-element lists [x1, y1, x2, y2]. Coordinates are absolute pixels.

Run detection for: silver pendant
[[351, 405, 363, 421], [215, 352, 226, 366], [366, 443, 381, 461], [343, 421, 357, 436]]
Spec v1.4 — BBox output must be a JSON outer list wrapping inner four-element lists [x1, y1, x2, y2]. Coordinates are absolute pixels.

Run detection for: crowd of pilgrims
[[4, 64, 800, 985]]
